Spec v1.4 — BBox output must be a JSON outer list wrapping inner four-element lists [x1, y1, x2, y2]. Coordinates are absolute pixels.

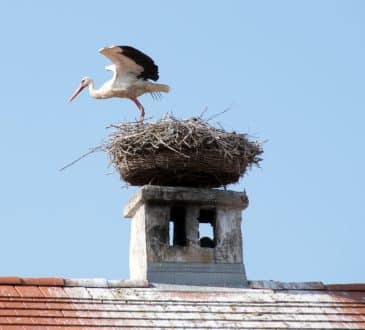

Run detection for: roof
[[0, 277, 364, 329]]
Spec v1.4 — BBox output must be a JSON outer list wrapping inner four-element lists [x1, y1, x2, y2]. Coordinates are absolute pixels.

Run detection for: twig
[[199, 106, 208, 118], [205, 106, 232, 121], [59, 145, 103, 171]]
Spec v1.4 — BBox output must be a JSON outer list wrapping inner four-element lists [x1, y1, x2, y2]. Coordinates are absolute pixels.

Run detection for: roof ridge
[[248, 280, 365, 291], [0, 276, 149, 288], [0, 277, 64, 286], [1, 277, 364, 291]]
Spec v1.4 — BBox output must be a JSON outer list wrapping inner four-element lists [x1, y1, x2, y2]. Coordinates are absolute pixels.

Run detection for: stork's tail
[[147, 83, 170, 94]]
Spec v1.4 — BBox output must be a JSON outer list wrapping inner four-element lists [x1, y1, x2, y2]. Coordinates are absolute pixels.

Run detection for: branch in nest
[[59, 146, 103, 172]]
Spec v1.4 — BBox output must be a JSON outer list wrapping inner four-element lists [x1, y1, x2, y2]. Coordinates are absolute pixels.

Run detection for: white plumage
[[69, 45, 170, 121]]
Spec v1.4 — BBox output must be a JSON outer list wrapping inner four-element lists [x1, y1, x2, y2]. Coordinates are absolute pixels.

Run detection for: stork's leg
[[130, 97, 145, 122]]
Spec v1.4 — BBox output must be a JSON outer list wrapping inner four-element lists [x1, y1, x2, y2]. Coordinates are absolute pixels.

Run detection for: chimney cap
[[124, 185, 248, 218]]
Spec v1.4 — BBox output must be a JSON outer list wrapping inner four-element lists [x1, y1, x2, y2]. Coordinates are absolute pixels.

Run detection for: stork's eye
[[81, 79, 85, 83]]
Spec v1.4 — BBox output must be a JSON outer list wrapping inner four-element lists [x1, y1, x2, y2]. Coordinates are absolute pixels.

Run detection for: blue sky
[[0, 1, 364, 283]]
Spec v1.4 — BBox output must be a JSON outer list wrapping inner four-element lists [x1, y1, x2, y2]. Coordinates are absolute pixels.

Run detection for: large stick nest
[[105, 115, 263, 188]]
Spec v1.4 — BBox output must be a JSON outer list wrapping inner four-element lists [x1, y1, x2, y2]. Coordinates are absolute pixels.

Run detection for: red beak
[[68, 84, 86, 103]]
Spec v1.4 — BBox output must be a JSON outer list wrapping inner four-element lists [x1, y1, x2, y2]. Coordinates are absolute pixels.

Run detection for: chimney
[[124, 185, 248, 287]]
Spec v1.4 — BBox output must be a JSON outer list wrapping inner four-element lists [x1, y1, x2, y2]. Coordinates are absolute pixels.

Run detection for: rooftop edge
[[0, 277, 364, 291]]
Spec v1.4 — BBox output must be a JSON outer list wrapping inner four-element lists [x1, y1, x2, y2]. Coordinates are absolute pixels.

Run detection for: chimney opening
[[169, 206, 187, 246], [198, 209, 216, 248]]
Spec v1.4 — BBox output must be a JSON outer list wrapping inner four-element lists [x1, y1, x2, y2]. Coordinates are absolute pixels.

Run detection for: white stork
[[68, 45, 170, 121]]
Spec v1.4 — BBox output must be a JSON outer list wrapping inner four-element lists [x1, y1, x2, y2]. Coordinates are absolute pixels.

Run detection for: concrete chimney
[[124, 185, 248, 287]]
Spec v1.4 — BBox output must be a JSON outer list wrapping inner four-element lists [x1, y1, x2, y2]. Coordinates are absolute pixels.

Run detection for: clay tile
[[14, 285, 44, 298], [0, 285, 20, 297], [39, 286, 68, 298], [326, 283, 365, 291], [22, 277, 65, 287], [0, 276, 22, 285]]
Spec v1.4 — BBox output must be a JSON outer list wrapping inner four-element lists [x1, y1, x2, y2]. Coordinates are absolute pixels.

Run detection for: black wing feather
[[118, 46, 159, 81]]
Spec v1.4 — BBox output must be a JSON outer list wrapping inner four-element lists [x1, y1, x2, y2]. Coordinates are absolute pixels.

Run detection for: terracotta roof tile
[[14, 286, 44, 298], [21, 301, 48, 310], [326, 283, 365, 291], [38, 286, 68, 298], [0, 301, 24, 309], [63, 287, 91, 299], [50, 317, 82, 326], [6, 316, 34, 325], [0, 278, 22, 286], [11, 309, 63, 319], [21, 278, 64, 287], [0, 286, 19, 298]]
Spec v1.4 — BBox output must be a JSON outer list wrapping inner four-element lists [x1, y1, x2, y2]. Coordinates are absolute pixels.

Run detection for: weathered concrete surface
[[129, 205, 147, 281], [64, 278, 149, 288], [124, 185, 248, 218], [215, 208, 243, 263], [148, 263, 247, 287], [125, 185, 248, 287]]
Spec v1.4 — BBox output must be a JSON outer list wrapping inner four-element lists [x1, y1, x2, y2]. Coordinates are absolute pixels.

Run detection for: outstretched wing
[[99, 46, 159, 81]]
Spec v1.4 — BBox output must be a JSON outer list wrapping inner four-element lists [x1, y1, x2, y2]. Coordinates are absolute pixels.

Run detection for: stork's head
[[68, 77, 92, 102]]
